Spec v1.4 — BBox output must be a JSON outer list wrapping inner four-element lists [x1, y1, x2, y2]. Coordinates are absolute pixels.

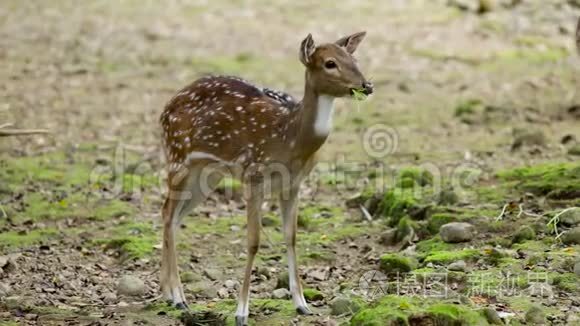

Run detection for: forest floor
[[1, 0, 580, 325]]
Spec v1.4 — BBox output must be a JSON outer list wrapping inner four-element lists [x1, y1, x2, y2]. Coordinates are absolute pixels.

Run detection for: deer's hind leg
[[160, 162, 222, 308]]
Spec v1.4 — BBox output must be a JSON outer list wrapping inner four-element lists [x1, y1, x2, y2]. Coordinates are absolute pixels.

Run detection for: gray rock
[[512, 226, 536, 244], [447, 260, 467, 272], [440, 222, 475, 243], [574, 261, 580, 277], [560, 209, 580, 227], [0, 282, 11, 297], [189, 282, 218, 299], [102, 292, 117, 304], [562, 227, 580, 245], [203, 268, 222, 281], [527, 283, 553, 298], [224, 280, 239, 289], [275, 271, 289, 289], [482, 307, 503, 325], [525, 304, 546, 324], [271, 288, 290, 299], [511, 129, 547, 150], [330, 297, 361, 316], [378, 229, 397, 246], [117, 275, 146, 297]]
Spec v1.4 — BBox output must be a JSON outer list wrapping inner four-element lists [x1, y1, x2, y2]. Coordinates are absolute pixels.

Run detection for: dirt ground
[[1, 0, 580, 325]]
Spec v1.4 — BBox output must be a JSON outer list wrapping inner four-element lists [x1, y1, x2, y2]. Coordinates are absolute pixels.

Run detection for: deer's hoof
[[235, 315, 248, 326], [296, 305, 313, 315], [175, 302, 189, 310]]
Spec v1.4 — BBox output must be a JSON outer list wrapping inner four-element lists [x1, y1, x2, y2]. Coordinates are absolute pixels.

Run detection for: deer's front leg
[[235, 184, 264, 326], [280, 187, 312, 315]]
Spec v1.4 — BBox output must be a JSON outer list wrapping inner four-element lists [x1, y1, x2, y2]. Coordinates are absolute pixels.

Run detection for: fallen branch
[[0, 128, 50, 137]]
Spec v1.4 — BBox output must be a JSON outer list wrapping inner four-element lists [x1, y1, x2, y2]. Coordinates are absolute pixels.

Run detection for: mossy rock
[[512, 226, 536, 244], [396, 167, 434, 188], [423, 249, 481, 264], [394, 216, 418, 243], [379, 254, 416, 273], [498, 163, 580, 200], [377, 190, 420, 226], [427, 214, 457, 235], [350, 296, 488, 326], [303, 288, 324, 302]]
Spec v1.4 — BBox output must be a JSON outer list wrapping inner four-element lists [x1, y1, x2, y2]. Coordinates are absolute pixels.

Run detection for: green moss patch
[[351, 296, 488, 326], [379, 254, 416, 273], [0, 228, 59, 250], [498, 162, 580, 199], [377, 189, 420, 226], [423, 249, 481, 264], [93, 222, 157, 260]]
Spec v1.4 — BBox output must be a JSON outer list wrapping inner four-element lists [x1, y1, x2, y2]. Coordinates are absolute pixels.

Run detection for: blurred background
[[1, 1, 579, 325]]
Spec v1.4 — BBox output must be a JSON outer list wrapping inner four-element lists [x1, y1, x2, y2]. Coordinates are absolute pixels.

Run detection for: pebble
[[330, 297, 361, 316], [574, 261, 580, 277], [203, 268, 222, 281], [117, 275, 146, 297], [562, 227, 580, 245], [271, 288, 291, 299], [527, 283, 554, 298], [447, 260, 467, 272], [440, 222, 475, 243], [225, 279, 238, 289], [525, 304, 546, 324], [102, 292, 117, 304], [0, 282, 11, 297]]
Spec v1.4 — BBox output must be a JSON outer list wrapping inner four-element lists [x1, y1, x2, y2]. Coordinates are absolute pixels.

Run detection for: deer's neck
[[293, 78, 335, 156]]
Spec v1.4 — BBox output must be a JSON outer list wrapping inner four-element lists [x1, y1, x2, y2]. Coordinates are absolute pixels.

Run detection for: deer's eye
[[324, 60, 337, 69]]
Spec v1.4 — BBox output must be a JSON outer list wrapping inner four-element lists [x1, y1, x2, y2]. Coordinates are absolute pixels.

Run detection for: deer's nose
[[362, 81, 374, 95]]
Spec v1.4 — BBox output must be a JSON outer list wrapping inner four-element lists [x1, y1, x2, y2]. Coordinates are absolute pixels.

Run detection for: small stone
[[568, 145, 580, 156], [203, 268, 222, 281], [2, 256, 18, 273], [257, 266, 271, 279], [560, 208, 580, 227], [189, 282, 218, 299], [102, 292, 117, 305], [527, 283, 554, 298], [181, 271, 197, 283], [0, 282, 12, 297], [275, 271, 289, 289], [261, 216, 277, 227], [272, 288, 290, 299], [117, 275, 146, 297], [574, 261, 580, 277], [447, 260, 467, 272], [482, 308, 503, 325], [0, 256, 8, 268], [224, 280, 238, 289], [562, 227, 580, 245], [303, 288, 324, 302], [310, 269, 328, 281], [525, 304, 546, 324], [330, 297, 361, 316], [512, 226, 536, 244], [217, 288, 229, 298], [511, 129, 547, 151], [437, 188, 459, 206], [378, 229, 397, 246], [379, 254, 415, 273], [440, 222, 475, 243]]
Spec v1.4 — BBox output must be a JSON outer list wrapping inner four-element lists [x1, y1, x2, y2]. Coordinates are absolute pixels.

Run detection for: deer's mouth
[[350, 88, 370, 100]]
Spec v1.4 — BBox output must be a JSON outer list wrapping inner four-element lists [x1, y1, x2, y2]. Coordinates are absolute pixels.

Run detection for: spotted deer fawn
[[159, 32, 372, 325]]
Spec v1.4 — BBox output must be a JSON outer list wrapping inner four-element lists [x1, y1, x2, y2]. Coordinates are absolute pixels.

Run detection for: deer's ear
[[299, 34, 316, 66], [335, 31, 366, 54]]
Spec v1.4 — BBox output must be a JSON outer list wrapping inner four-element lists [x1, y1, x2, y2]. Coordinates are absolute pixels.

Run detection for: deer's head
[[299, 32, 373, 98]]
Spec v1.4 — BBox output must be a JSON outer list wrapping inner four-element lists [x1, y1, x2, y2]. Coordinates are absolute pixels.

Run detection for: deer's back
[[160, 76, 299, 169]]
